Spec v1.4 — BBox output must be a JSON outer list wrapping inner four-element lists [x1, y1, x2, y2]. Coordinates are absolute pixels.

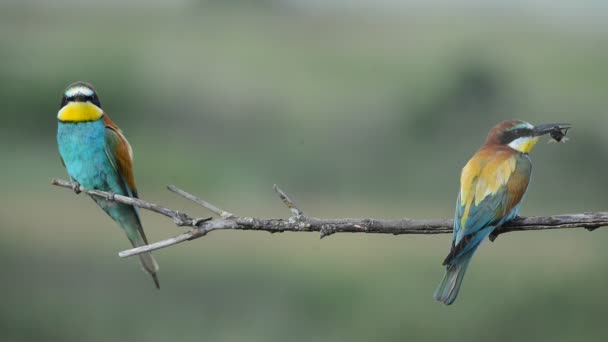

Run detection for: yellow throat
[[508, 136, 539, 154], [57, 102, 103, 122]]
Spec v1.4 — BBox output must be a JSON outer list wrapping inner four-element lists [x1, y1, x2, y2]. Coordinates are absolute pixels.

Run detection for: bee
[[548, 127, 570, 143]]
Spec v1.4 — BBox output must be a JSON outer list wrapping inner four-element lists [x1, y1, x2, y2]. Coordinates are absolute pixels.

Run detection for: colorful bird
[[434, 120, 570, 305], [56, 81, 159, 288]]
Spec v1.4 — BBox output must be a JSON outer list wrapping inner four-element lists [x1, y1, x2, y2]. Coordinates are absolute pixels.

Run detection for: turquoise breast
[[57, 119, 111, 190]]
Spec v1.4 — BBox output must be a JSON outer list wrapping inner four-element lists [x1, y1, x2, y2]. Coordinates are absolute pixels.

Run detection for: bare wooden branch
[[51, 178, 197, 226], [51, 178, 608, 259]]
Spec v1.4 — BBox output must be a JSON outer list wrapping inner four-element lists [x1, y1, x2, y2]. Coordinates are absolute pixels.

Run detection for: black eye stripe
[[500, 127, 532, 144], [60, 93, 102, 109]]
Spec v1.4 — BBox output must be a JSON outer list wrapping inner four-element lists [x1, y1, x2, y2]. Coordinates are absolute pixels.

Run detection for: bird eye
[[511, 128, 530, 137]]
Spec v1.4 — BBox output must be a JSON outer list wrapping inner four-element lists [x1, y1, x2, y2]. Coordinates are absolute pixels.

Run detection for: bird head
[[485, 120, 571, 154], [57, 82, 103, 122]]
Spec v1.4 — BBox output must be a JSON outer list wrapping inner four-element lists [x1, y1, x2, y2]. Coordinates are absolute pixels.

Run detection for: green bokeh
[[1, 2, 608, 341]]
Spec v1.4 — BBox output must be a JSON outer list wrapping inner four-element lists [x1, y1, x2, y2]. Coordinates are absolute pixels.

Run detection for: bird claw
[[72, 182, 82, 194], [105, 191, 116, 201], [488, 232, 498, 242]]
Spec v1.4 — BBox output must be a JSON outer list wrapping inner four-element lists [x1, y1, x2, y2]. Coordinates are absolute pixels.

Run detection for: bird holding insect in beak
[[434, 120, 570, 305], [56, 81, 159, 288]]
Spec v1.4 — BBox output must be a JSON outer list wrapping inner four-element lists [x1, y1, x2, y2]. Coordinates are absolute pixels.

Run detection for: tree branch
[[51, 178, 608, 258]]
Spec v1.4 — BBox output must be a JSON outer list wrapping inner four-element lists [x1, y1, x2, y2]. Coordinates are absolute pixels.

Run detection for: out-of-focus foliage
[[1, 1, 608, 341]]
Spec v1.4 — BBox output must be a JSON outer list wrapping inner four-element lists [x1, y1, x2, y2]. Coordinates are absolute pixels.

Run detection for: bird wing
[[102, 114, 157, 279], [103, 114, 138, 199], [445, 148, 531, 264], [102, 114, 149, 244]]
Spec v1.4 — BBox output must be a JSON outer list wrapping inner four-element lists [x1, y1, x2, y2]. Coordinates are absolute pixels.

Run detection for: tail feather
[[92, 195, 160, 288], [129, 236, 160, 289], [434, 255, 472, 305]]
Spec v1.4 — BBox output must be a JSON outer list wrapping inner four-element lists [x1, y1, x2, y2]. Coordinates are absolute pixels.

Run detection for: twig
[[167, 185, 235, 219], [273, 184, 304, 218], [51, 178, 608, 258]]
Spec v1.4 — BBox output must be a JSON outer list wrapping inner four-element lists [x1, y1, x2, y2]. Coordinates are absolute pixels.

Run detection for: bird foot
[[489, 232, 499, 242], [105, 191, 116, 201], [71, 182, 82, 194]]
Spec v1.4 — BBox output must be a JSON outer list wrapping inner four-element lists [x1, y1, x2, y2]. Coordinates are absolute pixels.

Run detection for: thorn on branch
[[320, 225, 337, 239], [193, 217, 213, 227]]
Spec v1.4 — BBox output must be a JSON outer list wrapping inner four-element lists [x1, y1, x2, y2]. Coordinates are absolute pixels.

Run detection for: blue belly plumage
[[58, 120, 112, 190]]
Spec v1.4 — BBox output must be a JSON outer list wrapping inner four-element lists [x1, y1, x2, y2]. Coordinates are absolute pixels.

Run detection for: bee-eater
[[434, 120, 570, 305], [56, 82, 159, 288]]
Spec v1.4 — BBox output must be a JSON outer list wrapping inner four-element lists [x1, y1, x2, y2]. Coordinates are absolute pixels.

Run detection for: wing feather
[[103, 114, 138, 198], [102, 114, 149, 244], [446, 147, 531, 264]]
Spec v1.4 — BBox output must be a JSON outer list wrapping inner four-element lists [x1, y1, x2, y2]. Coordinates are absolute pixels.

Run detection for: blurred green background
[[1, 1, 608, 341]]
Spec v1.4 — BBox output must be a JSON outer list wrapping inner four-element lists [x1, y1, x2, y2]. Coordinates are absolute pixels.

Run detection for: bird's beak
[[532, 123, 571, 137], [73, 94, 88, 102]]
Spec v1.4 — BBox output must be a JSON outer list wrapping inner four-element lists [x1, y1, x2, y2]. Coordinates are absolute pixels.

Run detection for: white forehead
[[65, 85, 94, 97]]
